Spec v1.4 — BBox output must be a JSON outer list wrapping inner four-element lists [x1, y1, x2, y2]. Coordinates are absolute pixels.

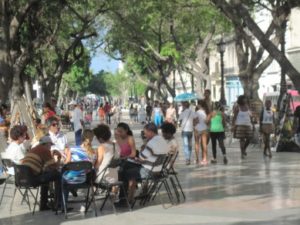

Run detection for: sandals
[[200, 160, 208, 165]]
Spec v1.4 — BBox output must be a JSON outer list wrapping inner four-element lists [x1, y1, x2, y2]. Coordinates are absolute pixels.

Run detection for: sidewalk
[[1, 112, 300, 225]]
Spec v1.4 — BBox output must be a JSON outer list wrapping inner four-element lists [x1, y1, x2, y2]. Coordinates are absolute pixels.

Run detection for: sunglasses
[[51, 123, 59, 127]]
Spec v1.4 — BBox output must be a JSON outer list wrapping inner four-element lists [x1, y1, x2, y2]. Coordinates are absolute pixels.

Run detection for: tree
[[62, 52, 92, 100], [104, 0, 227, 101], [211, 0, 300, 92], [86, 70, 108, 96], [0, 0, 62, 101], [30, 0, 110, 102]]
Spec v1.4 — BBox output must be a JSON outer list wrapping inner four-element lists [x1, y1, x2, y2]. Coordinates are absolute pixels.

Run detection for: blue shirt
[[62, 146, 92, 184]]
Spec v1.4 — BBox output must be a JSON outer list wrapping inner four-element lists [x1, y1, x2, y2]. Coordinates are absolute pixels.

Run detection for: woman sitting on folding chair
[[93, 124, 120, 198], [62, 129, 96, 199], [2, 125, 28, 166]]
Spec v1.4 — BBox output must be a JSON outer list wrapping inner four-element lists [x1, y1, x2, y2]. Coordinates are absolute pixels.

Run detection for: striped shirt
[[141, 135, 169, 172], [22, 145, 56, 175]]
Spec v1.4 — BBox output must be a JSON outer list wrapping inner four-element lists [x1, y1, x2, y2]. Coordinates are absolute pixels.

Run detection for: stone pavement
[[1, 111, 300, 225]]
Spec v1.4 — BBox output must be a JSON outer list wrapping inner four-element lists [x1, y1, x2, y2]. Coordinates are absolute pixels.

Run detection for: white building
[[209, 7, 300, 106], [259, 8, 300, 98]]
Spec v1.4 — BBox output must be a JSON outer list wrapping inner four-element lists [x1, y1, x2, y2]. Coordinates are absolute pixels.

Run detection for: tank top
[[235, 108, 252, 126], [210, 112, 224, 132], [95, 143, 119, 183], [153, 107, 161, 116], [262, 108, 273, 124], [119, 141, 131, 157]]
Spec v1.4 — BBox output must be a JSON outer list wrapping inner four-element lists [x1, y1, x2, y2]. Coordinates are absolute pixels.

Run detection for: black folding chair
[[140, 154, 175, 207], [11, 164, 40, 215], [166, 152, 186, 203], [0, 158, 15, 205], [93, 158, 131, 214], [132, 154, 175, 208], [60, 161, 97, 219]]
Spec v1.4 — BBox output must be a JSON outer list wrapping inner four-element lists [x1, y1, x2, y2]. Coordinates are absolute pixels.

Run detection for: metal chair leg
[[61, 184, 68, 219], [169, 176, 180, 203], [100, 192, 109, 211], [10, 187, 17, 212], [30, 188, 39, 215], [163, 180, 174, 204], [0, 180, 8, 205], [174, 174, 186, 200]]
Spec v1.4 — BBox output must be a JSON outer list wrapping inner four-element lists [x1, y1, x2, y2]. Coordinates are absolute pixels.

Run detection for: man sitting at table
[[124, 123, 169, 204], [22, 136, 61, 211], [46, 116, 71, 162]]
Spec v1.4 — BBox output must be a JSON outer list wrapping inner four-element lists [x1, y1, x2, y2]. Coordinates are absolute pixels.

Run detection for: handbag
[[109, 143, 122, 168]]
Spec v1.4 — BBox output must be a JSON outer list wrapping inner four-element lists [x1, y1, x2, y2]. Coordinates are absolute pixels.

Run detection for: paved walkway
[[1, 112, 300, 225]]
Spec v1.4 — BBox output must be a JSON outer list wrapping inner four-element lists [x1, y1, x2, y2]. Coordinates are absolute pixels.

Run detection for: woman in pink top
[[115, 122, 136, 158]]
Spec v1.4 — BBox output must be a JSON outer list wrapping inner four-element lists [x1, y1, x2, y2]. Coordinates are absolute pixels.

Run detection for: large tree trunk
[[212, 0, 300, 92]]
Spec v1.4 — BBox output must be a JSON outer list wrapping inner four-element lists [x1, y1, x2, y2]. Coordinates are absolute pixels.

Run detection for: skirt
[[261, 124, 274, 134], [234, 125, 253, 139]]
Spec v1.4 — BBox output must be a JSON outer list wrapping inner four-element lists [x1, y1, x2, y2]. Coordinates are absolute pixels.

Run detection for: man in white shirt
[[46, 117, 70, 162], [178, 101, 194, 165], [72, 103, 84, 146], [124, 123, 169, 203]]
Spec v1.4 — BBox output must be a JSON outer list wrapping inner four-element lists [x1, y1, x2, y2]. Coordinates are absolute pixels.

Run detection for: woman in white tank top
[[93, 124, 119, 195], [232, 95, 254, 159], [259, 100, 274, 158]]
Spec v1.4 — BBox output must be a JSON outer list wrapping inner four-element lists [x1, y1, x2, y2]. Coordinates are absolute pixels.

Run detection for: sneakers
[[210, 159, 217, 164], [185, 160, 191, 165]]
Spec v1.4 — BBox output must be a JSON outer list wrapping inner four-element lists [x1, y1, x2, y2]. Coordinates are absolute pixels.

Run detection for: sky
[[90, 52, 120, 73]]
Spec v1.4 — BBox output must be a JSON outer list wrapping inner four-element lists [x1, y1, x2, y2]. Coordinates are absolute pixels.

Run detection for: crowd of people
[[2, 90, 300, 214], [0, 96, 179, 211]]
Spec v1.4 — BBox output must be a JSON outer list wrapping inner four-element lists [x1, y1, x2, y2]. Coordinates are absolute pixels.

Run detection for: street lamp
[[217, 37, 226, 106]]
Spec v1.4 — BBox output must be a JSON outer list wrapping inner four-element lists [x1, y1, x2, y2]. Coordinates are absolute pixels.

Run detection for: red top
[[45, 110, 56, 121], [104, 104, 111, 113]]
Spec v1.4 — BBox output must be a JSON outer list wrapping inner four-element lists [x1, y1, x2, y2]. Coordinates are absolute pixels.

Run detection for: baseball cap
[[39, 136, 54, 145]]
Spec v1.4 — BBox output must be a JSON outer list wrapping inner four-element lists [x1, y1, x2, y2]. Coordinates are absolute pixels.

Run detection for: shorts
[[261, 124, 274, 134], [194, 129, 208, 137]]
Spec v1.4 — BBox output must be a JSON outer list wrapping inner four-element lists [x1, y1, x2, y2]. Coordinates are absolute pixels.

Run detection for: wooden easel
[[10, 97, 37, 139]]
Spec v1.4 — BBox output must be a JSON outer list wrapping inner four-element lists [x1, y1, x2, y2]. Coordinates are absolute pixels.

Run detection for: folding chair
[[11, 164, 40, 215], [0, 158, 15, 205], [60, 161, 97, 219], [166, 152, 186, 203], [141, 154, 175, 206], [132, 154, 175, 208], [93, 158, 131, 214]]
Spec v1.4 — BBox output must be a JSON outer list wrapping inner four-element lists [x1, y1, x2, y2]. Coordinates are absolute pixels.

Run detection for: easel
[[10, 97, 37, 139]]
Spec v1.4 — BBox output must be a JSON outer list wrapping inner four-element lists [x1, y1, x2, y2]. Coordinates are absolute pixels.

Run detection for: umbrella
[[174, 92, 200, 102]]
